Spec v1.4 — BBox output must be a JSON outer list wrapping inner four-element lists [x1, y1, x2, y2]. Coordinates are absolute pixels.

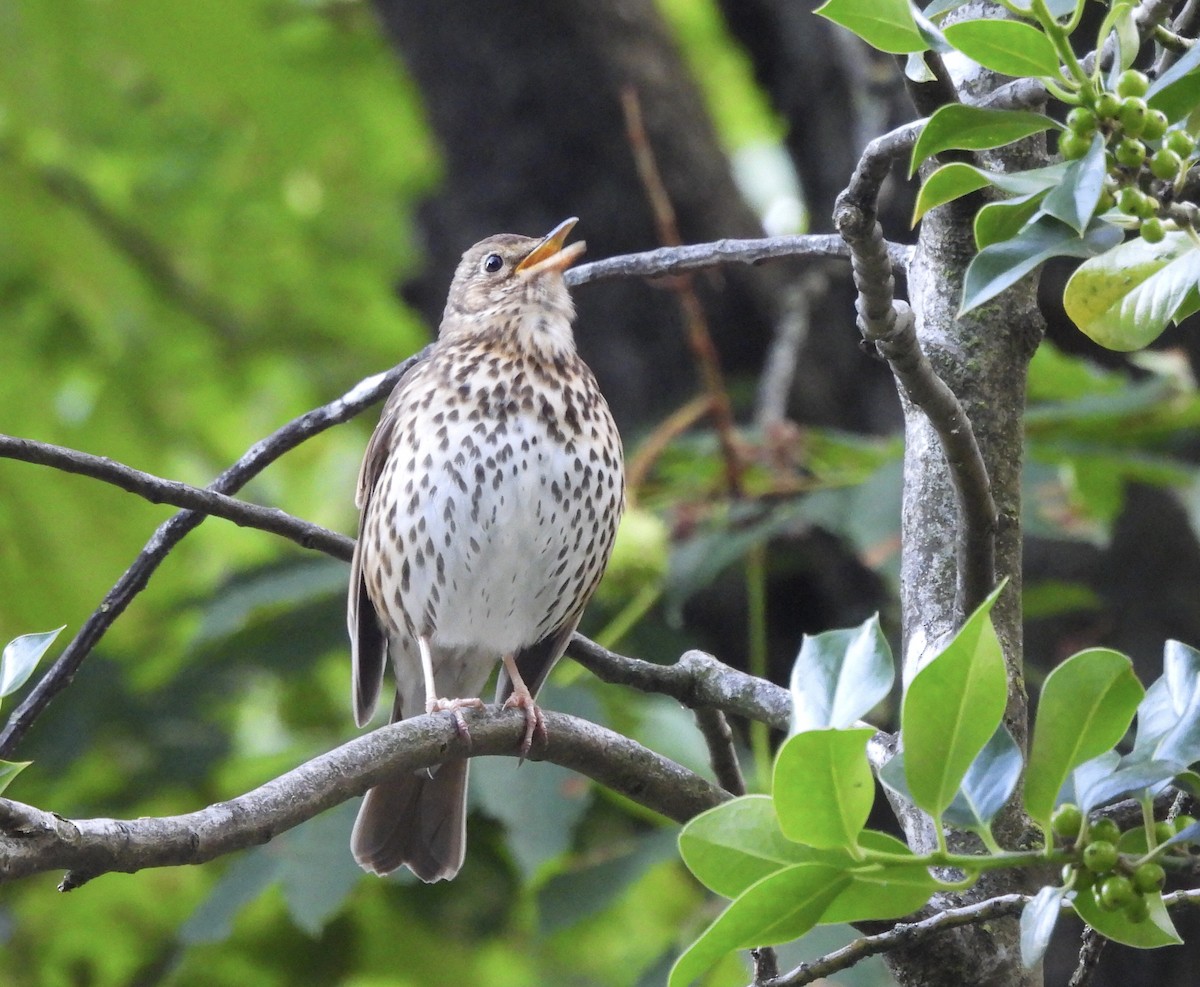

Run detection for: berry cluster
[[1059, 70, 1197, 243], [1052, 803, 1187, 923]]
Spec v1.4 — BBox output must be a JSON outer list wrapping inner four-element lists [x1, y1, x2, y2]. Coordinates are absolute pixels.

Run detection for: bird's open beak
[[516, 217, 586, 277]]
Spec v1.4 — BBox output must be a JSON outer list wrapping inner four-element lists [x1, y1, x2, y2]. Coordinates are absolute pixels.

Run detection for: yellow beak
[[515, 217, 586, 277]]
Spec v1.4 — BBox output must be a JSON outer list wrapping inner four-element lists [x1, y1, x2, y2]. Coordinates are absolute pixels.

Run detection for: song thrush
[[347, 218, 625, 881]]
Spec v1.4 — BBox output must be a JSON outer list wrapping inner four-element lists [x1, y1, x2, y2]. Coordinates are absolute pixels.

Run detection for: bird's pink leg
[[501, 653, 546, 760], [418, 635, 484, 737]]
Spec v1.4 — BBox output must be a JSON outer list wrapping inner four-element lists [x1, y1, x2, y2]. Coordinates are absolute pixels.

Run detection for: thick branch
[[835, 136, 996, 617], [0, 354, 428, 759], [568, 639, 792, 731], [0, 708, 725, 888]]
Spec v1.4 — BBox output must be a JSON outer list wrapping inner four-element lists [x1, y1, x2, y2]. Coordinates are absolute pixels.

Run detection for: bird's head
[[440, 218, 586, 352]]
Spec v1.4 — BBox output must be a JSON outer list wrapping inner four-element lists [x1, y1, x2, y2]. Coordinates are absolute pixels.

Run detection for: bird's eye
[[482, 253, 504, 274]]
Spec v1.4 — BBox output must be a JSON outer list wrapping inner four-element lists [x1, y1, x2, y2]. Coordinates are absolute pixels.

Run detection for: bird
[[347, 218, 625, 882]]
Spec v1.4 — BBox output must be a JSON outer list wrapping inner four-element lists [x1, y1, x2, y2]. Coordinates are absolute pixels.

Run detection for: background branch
[[0, 354, 427, 759], [0, 708, 725, 888]]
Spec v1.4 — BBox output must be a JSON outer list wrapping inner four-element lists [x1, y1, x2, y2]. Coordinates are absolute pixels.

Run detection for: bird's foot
[[427, 696, 486, 738], [502, 687, 546, 762]]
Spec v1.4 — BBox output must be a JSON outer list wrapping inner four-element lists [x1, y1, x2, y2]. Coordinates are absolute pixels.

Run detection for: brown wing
[[348, 389, 403, 728]]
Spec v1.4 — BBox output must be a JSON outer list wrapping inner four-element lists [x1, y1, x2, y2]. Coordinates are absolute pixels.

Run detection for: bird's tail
[[351, 758, 469, 882]]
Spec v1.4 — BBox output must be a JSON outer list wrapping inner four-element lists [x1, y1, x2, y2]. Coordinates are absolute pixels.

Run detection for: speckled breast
[[362, 341, 624, 656]]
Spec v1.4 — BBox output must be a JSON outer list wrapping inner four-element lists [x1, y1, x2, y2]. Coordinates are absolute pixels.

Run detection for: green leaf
[[0, 626, 65, 699], [975, 192, 1048, 249], [913, 163, 992, 224], [1020, 885, 1066, 968], [678, 795, 816, 898], [901, 584, 1007, 817], [814, 0, 926, 54], [941, 19, 1061, 78], [1064, 232, 1200, 352], [0, 759, 31, 796], [1076, 758, 1178, 813], [1024, 648, 1144, 828], [820, 860, 940, 925], [1134, 640, 1200, 766], [943, 724, 1023, 831], [668, 864, 851, 987], [180, 849, 281, 945], [1071, 887, 1181, 948], [911, 106, 1058, 177], [789, 614, 894, 732], [774, 728, 876, 848], [1147, 40, 1200, 122], [276, 803, 363, 935], [1040, 134, 1106, 234], [961, 215, 1122, 315]]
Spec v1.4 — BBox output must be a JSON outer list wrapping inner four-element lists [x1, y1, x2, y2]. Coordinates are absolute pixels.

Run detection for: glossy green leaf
[[1147, 40, 1200, 122], [941, 19, 1061, 78], [901, 584, 1007, 817], [1020, 885, 1066, 969], [975, 192, 1048, 249], [668, 864, 851, 987], [1077, 758, 1178, 813], [1071, 887, 1181, 948], [961, 215, 1123, 315], [814, 0, 926, 53], [913, 163, 990, 224], [678, 795, 816, 898], [943, 724, 1023, 831], [1040, 134, 1106, 234], [820, 861, 939, 924], [0, 759, 31, 796], [911, 106, 1058, 177], [1064, 232, 1200, 351], [789, 614, 894, 732], [0, 626, 65, 699], [1134, 640, 1200, 766], [774, 728, 875, 848], [1024, 648, 1144, 828]]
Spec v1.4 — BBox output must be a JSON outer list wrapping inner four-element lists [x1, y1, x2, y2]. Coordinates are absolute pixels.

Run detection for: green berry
[[1166, 129, 1196, 158], [1174, 814, 1197, 835], [1052, 803, 1084, 840], [1091, 817, 1123, 845], [1083, 840, 1119, 873], [1096, 91, 1122, 120], [1120, 97, 1149, 137], [1118, 186, 1145, 216], [1099, 874, 1136, 910], [1132, 862, 1166, 893], [1115, 137, 1146, 168], [1059, 131, 1092, 160], [1155, 820, 1176, 844], [1141, 217, 1165, 243], [1098, 187, 1116, 211], [1125, 894, 1151, 923], [1143, 109, 1169, 141], [1067, 106, 1098, 136], [1117, 70, 1151, 99], [1151, 148, 1183, 180], [1137, 194, 1160, 219]]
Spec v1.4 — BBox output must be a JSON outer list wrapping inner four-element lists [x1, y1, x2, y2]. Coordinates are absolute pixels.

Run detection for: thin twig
[[0, 435, 354, 561], [0, 352, 428, 758], [620, 86, 743, 498], [1066, 927, 1107, 987], [0, 708, 726, 888], [756, 274, 823, 428], [693, 707, 746, 796], [624, 394, 712, 500], [566, 235, 912, 288]]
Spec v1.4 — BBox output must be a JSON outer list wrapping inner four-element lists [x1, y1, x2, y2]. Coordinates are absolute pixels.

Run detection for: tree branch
[[568, 639, 792, 731], [834, 126, 997, 618], [0, 353, 428, 759], [566, 234, 912, 288], [0, 435, 355, 561], [0, 707, 726, 889]]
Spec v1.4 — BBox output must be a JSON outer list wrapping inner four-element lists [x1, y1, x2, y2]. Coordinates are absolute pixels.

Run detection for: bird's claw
[[503, 691, 546, 762], [427, 696, 486, 739]]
